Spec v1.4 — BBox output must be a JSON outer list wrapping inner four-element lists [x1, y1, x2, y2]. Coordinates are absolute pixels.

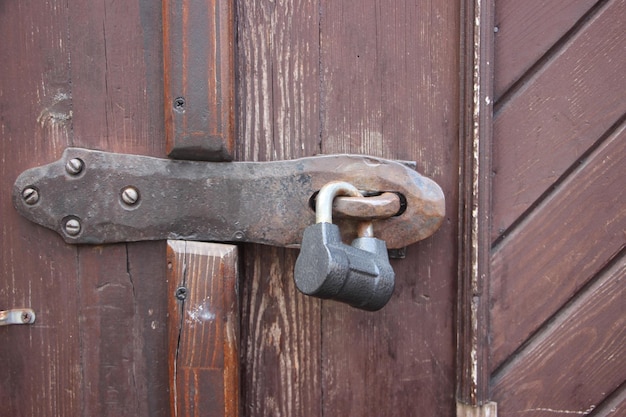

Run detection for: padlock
[[294, 181, 395, 311]]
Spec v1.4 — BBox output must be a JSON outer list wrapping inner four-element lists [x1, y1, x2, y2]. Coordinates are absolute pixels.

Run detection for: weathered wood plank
[[239, 246, 322, 417], [0, 1, 80, 416], [163, 0, 236, 161], [236, 0, 322, 416], [127, 241, 170, 417], [236, 0, 320, 162], [491, 0, 626, 241], [494, 0, 598, 98], [167, 241, 240, 417], [319, 0, 459, 415], [492, 254, 625, 416], [67, 1, 169, 416], [457, 0, 495, 405], [490, 122, 626, 370], [78, 244, 146, 417]]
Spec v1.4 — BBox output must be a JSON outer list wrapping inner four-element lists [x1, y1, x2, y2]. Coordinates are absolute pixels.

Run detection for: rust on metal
[[13, 148, 445, 249], [331, 192, 402, 220]]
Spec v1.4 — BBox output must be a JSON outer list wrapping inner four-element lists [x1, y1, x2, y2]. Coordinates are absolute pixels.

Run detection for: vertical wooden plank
[[236, 0, 322, 416], [319, 0, 460, 415], [240, 246, 321, 417], [0, 1, 81, 416], [67, 0, 169, 416], [163, 0, 236, 161], [167, 241, 240, 417]]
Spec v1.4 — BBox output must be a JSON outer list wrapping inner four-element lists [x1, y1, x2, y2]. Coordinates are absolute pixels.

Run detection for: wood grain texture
[[491, 0, 626, 241], [589, 384, 626, 417], [236, 0, 323, 416], [236, 0, 321, 162], [167, 241, 240, 417], [0, 1, 79, 415], [240, 246, 322, 417], [237, 1, 459, 416], [319, 1, 459, 414], [67, 1, 170, 416], [163, 0, 236, 161], [491, 122, 626, 370], [493, 0, 598, 98], [2, 0, 169, 415], [492, 253, 625, 416]]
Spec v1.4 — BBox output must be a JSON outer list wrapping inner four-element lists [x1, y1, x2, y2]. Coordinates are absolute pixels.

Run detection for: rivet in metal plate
[[64, 218, 81, 236], [22, 187, 39, 205], [121, 186, 140, 206], [65, 158, 84, 175]]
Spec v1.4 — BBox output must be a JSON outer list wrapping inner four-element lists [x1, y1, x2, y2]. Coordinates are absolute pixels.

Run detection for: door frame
[[457, 0, 495, 412]]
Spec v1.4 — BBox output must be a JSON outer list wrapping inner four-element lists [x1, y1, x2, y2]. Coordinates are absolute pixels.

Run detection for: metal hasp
[[13, 148, 445, 248]]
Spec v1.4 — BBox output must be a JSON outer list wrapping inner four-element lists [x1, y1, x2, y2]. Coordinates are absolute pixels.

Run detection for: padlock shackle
[[315, 182, 375, 237], [315, 182, 363, 224]]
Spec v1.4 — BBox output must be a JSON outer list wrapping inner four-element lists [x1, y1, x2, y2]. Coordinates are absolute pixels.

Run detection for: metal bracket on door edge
[[13, 148, 445, 249]]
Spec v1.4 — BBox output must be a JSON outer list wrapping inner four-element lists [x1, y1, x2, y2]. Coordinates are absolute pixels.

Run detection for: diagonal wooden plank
[[588, 383, 626, 417], [491, 0, 626, 241], [494, 0, 598, 98], [167, 241, 240, 417], [490, 122, 626, 370], [492, 254, 625, 416]]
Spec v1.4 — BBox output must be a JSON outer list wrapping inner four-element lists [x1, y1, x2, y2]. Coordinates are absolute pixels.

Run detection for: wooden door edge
[[457, 0, 495, 407]]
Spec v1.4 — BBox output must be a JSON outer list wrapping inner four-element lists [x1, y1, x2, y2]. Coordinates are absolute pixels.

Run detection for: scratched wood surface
[[0, 1, 79, 415], [167, 241, 239, 417], [491, 0, 626, 414], [0, 1, 170, 416], [236, 0, 460, 415]]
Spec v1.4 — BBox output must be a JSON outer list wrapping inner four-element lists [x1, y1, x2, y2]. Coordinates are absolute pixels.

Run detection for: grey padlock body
[[294, 222, 395, 311]]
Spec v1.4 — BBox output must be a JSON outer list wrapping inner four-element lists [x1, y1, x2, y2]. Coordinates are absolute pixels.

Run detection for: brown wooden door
[[2, 1, 622, 417], [489, 0, 626, 415], [1, 0, 460, 416]]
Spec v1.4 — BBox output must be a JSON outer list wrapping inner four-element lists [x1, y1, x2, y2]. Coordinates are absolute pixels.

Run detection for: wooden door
[[1, 0, 460, 416], [489, 0, 626, 415], [4, 0, 621, 416]]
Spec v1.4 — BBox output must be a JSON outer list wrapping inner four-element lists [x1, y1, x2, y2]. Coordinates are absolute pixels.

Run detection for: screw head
[[64, 218, 81, 236], [175, 286, 188, 300], [233, 231, 245, 241], [65, 158, 84, 175], [173, 97, 185, 112], [22, 187, 40, 205], [21, 312, 32, 323], [121, 186, 140, 206]]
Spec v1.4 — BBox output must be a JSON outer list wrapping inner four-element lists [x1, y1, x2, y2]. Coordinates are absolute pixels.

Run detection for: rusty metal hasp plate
[[13, 148, 444, 249]]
